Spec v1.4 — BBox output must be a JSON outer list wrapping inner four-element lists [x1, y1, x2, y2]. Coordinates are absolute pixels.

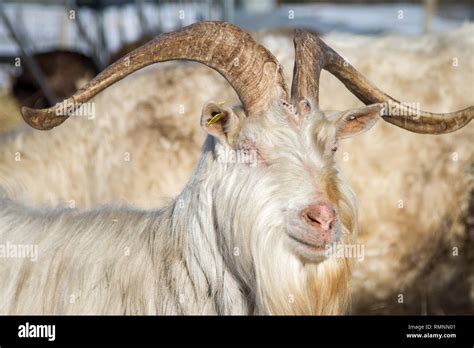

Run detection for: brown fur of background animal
[[11, 50, 98, 109]]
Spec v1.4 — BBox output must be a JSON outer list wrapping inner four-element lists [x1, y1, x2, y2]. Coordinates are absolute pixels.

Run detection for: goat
[[1, 25, 473, 314], [1, 22, 472, 315]]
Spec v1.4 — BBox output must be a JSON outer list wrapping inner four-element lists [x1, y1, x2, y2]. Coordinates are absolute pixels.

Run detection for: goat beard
[[252, 230, 353, 315], [252, 195, 357, 315]]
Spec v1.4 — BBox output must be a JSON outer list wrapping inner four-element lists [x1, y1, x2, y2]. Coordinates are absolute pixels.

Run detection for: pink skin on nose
[[301, 203, 336, 244]]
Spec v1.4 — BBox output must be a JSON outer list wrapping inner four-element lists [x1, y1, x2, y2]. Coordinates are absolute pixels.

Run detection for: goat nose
[[302, 203, 335, 231]]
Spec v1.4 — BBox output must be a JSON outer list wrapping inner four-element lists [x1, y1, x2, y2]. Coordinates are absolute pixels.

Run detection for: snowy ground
[[0, 2, 472, 88]]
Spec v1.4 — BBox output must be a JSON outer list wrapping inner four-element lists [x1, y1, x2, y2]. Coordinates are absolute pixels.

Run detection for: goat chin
[[253, 236, 352, 315]]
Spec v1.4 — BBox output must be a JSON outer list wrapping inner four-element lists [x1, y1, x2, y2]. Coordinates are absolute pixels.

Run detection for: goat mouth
[[287, 234, 327, 253]]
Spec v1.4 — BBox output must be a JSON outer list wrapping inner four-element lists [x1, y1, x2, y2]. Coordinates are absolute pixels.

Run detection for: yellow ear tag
[[207, 112, 222, 126]]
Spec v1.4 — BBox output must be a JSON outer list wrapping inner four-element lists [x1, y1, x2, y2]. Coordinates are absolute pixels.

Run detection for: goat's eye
[[331, 141, 338, 153]]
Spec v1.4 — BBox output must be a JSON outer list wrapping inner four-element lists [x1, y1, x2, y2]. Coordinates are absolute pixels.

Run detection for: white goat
[[1, 22, 472, 315], [1, 24, 473, 314]]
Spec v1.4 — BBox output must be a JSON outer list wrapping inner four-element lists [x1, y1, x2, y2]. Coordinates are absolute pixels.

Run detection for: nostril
[[304, 211, 321, 225], [302, 204, 336, 231]]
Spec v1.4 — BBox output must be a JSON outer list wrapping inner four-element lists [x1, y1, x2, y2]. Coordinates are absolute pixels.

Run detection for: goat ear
[[334, 104, 384, 139], [201, 101, 243, 145]]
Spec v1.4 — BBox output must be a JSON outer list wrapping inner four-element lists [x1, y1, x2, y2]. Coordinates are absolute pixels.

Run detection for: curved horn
[[22, 21, 289, 130], [291, 30, 473, 134]]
